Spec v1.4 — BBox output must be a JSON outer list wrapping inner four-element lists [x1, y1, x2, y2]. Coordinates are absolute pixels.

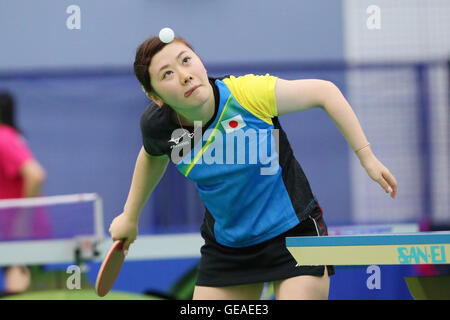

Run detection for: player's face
[[148, 41, 210, 110]]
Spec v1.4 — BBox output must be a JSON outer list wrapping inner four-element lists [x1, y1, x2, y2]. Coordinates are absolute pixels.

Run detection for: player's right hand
[[108, 212, 139, 253]]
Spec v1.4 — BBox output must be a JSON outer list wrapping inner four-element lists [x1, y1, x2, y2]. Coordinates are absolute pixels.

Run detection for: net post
[[93, 194, 105, 240]]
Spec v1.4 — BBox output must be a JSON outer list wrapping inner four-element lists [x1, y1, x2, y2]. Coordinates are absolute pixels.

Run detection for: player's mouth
[[184, 85, 200, 98]]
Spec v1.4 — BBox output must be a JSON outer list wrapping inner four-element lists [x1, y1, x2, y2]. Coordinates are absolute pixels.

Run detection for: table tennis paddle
[[95, 240, 126, 297]]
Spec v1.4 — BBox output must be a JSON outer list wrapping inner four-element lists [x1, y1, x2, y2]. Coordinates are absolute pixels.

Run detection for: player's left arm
[[274, 78, 397, 198]]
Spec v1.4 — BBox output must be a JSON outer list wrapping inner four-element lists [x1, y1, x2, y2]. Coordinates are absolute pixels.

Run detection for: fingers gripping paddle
[[95, 240, 126, 297]]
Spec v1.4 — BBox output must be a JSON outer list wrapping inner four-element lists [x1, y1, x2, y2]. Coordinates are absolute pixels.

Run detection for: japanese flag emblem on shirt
[[221, 114, 246, 133]]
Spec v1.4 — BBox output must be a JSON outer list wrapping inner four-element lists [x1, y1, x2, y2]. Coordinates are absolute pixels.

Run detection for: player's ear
[[141, 85, 163, 108], [148, 92, 164, 108]]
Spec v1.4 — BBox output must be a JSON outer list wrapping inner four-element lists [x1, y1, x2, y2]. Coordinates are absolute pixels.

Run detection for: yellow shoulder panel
[[222, 74, 278, 124]]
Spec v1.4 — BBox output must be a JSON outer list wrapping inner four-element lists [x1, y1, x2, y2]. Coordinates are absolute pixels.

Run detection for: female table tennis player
[[109, 35, 398, 300]]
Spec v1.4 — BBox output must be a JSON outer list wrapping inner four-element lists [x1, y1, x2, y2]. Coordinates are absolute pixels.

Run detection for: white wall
[[343, 0, 450, 62]]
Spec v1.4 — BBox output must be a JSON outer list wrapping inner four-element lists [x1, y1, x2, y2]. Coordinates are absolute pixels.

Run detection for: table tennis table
[[286, 232, 450, 266], [286, 230, 450, 299]]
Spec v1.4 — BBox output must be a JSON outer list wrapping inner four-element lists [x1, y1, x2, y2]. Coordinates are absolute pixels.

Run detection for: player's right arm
[[123, 146, 169, 220], [109, 146, 169, 250]]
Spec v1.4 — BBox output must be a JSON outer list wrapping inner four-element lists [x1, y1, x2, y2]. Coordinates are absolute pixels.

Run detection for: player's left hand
[[360, 155, 398, 198]]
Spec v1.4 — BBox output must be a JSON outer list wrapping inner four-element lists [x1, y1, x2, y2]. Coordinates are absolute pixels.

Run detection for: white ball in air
[[159, 27, 175, 44]]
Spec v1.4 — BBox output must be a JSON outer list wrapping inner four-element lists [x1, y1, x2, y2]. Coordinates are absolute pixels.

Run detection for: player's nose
[[180, 72, 193, 85]]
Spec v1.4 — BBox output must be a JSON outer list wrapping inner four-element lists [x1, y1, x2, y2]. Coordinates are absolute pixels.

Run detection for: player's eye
[[162, 70, 172, 79], [182, 56, 191, 64]]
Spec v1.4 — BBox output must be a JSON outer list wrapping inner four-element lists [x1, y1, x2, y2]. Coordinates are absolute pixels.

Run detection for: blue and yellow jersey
[[141, 74, 317, 248]]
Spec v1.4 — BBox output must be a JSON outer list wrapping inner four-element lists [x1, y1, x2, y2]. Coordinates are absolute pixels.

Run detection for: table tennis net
[[0, 194, 103, 241]]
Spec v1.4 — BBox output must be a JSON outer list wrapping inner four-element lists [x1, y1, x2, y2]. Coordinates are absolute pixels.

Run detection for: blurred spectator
[[0, 91, 46, 295]]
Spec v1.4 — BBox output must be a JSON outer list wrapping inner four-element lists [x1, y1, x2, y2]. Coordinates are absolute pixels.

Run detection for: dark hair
[[0, 91, 20, 132], [133, 36, 195, 95]]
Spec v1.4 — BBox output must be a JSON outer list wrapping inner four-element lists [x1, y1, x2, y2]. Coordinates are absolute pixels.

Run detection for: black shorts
[[195, 204, 335, 287]]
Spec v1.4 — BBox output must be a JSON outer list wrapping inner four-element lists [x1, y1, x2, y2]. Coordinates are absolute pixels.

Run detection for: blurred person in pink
[[0, 91, 47, 295]]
